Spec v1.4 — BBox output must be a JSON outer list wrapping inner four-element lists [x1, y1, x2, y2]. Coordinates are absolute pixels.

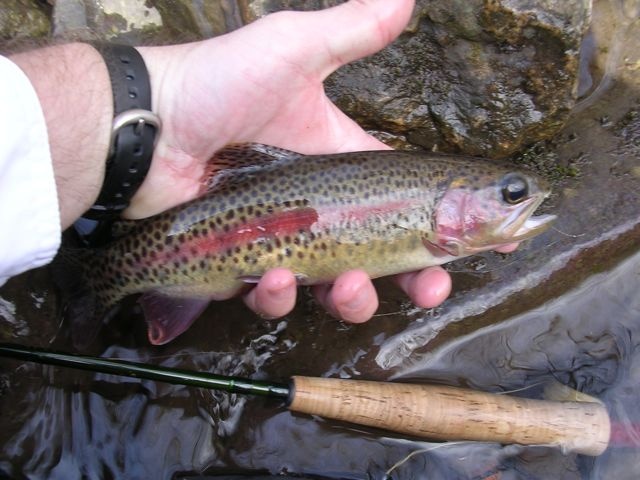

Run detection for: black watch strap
[[83, 43, 161, 220]]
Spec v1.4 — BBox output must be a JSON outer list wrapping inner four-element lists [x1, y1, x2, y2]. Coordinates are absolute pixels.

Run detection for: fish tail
[[53, 247, 125, 349]]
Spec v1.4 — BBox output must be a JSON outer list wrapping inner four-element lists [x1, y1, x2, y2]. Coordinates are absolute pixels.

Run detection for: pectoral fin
[[139, 293, 211, 345]]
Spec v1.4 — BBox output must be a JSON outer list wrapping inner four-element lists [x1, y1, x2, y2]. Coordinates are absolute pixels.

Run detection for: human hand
[[132, 0, 518, 322]]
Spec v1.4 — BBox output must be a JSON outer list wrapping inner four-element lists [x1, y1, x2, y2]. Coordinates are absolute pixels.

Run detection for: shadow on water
[[1, 1, 640, 479]]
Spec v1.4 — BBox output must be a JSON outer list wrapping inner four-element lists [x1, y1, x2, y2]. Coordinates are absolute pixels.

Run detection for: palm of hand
[[131, 12, 389, 220]]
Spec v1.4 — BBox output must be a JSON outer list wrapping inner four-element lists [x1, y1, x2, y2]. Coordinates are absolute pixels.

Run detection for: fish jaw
[[500, 195, 557, 243], [430, 183, 556, 257]]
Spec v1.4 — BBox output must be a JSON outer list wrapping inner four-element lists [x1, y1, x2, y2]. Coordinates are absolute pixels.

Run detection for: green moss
[[0, 0, 50, 40], [513, 141, 584, 182]]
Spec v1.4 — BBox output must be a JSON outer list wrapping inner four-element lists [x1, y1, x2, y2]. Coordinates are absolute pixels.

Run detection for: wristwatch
[[82, 43, 161, 220]]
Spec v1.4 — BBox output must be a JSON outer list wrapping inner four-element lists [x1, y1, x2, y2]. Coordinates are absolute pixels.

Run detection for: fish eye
[[500, 174, 529, 205]]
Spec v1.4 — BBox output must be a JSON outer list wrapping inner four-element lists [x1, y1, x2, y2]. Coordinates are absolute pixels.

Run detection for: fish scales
[[92, 151, 444, 301], [80, 143, 555, 344]]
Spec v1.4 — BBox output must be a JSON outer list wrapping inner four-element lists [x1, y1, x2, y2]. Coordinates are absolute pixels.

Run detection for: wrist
[[125, 44, 221, 219], [82, 44, 160, 221], [10, 43, 113, 229]]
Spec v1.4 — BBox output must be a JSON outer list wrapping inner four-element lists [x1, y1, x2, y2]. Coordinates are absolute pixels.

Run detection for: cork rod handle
[[289, 376, 610, 456]]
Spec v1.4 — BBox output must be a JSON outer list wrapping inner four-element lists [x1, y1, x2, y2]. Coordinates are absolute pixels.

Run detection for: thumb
[[265, 0, 415, 79]]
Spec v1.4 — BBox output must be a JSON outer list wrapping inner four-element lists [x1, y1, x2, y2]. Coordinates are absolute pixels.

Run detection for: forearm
[[10, 43, 113, 229]]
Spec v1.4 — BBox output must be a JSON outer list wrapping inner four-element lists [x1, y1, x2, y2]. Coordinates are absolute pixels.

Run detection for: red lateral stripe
[[154, 207, 320, 263], [146, 199, 416, 267], [315, 199, 415, 228]]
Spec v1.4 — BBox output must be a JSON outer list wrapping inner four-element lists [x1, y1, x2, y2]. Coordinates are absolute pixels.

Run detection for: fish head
[[428, 165, 556, 257]]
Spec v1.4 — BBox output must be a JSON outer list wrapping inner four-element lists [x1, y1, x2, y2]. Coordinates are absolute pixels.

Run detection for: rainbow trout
[[81, 143, 555, 344]]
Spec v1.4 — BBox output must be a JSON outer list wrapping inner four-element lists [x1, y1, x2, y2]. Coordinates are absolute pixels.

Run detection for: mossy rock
[[0, 0, 50, 40]]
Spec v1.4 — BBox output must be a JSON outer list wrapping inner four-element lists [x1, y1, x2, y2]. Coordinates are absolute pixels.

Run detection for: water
[[1, 249, 639, 479]]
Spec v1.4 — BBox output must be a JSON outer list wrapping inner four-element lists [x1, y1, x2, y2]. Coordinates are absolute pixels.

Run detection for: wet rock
[[242, 0, 592, 158], [51, 0, 163, 42], [151, 0, 245, 39], [49, 0, 245, 43], [0, 0, 50, 40]]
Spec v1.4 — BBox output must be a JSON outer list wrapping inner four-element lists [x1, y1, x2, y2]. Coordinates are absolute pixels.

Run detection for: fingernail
[[267, 280, 293, 300], [344, 287, 364, 311]]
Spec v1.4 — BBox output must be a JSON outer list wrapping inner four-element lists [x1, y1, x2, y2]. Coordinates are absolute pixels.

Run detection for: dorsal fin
[[202, 143, 302, 193]]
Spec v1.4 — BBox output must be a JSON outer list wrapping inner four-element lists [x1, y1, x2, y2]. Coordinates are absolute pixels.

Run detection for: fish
[[74, 143, 556, 345]]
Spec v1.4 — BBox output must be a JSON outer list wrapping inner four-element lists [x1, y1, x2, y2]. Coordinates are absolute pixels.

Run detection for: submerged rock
[[241, 0, 592, 158]]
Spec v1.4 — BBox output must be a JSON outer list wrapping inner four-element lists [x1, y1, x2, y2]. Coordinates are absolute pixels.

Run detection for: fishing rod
[[0, 343, 610, 456]]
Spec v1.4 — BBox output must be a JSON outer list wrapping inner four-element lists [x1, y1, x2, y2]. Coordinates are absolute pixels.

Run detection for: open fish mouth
[[501, 194, 557, 242]]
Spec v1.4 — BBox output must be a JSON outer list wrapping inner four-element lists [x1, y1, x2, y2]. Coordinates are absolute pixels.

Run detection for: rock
[[241, 0, 592, 158], [152, 0, 246, 39], [51, 0, 163, 42], [0, 0, 50, 40], [50, 0, 245, 43]]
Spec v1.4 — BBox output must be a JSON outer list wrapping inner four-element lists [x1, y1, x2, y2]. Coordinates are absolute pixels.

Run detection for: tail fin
[[52, 244, 120, 350]]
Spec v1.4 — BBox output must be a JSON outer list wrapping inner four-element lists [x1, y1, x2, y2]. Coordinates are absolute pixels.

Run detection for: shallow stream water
[[1, 246, 639, 479]]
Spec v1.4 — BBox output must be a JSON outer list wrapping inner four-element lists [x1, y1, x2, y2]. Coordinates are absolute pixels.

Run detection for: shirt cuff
[[0, 55, 61, 286]]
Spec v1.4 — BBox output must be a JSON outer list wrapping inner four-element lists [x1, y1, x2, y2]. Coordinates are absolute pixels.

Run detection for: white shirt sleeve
[[0, 55, 61, 286]]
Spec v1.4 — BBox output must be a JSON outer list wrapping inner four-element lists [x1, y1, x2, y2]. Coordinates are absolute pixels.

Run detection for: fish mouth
[[500, 193, 556, 242]]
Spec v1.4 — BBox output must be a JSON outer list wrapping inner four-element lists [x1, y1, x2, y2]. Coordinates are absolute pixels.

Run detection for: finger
[[312, 270, 379, 323], [263, 0, 415, 79], [394, 267, 452, 309], [316, 0, 415, 76], [243, 268, 297, 319], [495, 242, 519, 253]]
